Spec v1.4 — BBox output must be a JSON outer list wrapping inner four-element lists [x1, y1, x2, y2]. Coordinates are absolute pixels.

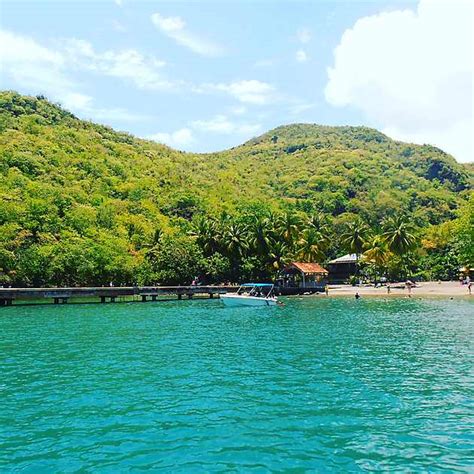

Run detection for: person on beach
[[468, 282, 472, 295], [325, 285, 329, 296], [387, 284, 391, 295], [405, 280, 414, 297]]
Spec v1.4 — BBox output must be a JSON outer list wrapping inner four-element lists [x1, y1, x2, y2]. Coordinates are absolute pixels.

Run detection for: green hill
[[0, 91, 472, 286]]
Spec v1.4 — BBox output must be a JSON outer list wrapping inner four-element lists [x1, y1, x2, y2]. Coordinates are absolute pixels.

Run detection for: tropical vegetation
[[0, 91, 472, 286]]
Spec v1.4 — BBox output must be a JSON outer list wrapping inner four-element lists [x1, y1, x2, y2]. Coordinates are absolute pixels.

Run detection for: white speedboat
[[220, 283, 278, 307]]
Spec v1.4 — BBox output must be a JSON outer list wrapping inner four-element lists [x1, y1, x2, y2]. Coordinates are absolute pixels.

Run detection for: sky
[[0, 0, 472, 162]]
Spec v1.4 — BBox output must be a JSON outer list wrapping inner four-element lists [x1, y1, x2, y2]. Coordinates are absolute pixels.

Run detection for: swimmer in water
[[355, 292, 360, 299]]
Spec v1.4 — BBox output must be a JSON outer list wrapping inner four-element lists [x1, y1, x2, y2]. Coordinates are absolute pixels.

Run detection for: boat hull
[[220, 294, 278, 307]]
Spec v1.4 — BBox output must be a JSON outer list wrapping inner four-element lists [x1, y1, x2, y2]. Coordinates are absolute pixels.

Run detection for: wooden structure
[[327, 254, 358, 283], [276, 262, 328, 295], [0, 286, 237, 306]]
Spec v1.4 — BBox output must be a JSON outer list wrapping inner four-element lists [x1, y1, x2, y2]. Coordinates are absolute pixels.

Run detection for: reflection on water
[[1, 298, 473, 472]]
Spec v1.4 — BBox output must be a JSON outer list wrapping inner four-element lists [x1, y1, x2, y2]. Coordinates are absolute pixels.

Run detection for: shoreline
[[323, 281, 472, 298]]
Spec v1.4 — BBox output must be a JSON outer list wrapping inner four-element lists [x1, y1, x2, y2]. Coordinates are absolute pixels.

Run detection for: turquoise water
[[1, 298, 473, 472]]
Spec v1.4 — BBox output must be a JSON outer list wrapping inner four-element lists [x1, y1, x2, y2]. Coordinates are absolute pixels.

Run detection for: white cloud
[[192, 115, 234, 134], [0, 29, 63, 66], [0, 28, 277, 136], [62, 39, 172, 91], [0, 29, 80, 106], [211, 80, 275, 105], [296, 50, 308, 63], [297, 27, 311, 44], [148, 128, 195, 148], [149, 115, 260, 150], [114, 0, 123, 6], [151, 12, 223, 57], [0, 29, 152, 123], [325, 0, 473, 162], [191, 114, 261, 134], [60, 92, 93, 110]]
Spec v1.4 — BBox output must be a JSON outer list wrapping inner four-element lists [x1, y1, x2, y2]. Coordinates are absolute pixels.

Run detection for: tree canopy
[[0, 91, 472, 286]]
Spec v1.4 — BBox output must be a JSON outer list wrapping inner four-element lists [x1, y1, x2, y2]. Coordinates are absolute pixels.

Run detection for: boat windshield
[[237, 283, 274, 298]]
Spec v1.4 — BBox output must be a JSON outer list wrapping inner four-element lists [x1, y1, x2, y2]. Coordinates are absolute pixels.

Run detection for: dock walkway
[[0, 286, 237, 306]]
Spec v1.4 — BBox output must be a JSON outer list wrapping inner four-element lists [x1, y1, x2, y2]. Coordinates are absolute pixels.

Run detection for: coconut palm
[[364, 235, 390, 282], [341, 219, 369, 256], [306, 213, 331, 253], [263, 211, 280, 241], [341, 219, 370, 275], [382, 216, 418, 255], [189, 215, 218, 255], [297, 228, 325, 262], [277, 212, 301, 246], [307, 213, 330, 234], [382, 216, 418, 278], [221, 222, 248, 259], [267, 239, 290, 272], [248, 216, 272, 257]]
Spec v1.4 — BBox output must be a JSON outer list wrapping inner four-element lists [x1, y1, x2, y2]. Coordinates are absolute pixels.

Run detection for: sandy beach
[[326, 281, 472, 298]]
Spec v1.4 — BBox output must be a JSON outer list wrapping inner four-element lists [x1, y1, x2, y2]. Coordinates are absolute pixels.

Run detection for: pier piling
[[0, 286, 236, 306]]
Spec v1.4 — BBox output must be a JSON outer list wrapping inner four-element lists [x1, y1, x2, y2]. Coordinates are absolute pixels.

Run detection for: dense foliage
[[0, 91, 472, 286]]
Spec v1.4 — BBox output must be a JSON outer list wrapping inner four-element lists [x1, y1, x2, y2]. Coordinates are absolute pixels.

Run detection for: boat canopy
[[241, 283, 273, 287]]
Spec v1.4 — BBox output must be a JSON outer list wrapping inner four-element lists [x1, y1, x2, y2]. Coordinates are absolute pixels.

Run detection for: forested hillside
[[0, 91, 472, 286]]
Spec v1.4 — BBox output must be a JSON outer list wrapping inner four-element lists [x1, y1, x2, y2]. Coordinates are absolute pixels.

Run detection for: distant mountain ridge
[[1, 91, 471, 220], [244, 123, 470, 192], [0, 91, 472, 286]]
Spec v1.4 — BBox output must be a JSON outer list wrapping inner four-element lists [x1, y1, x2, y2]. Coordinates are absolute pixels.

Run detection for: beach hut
[[327, 254, 358, 283], [276, 262, 328, 294]]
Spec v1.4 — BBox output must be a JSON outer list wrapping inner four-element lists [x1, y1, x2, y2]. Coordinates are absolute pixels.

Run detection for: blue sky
[[1, 0, 472, 161]]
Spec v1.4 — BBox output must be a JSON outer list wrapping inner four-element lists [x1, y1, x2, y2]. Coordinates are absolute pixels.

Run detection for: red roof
[[286, 262, 328, 274]]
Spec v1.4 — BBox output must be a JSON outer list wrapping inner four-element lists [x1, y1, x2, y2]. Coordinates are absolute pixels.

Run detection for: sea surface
[[1, 297, 473, 472]]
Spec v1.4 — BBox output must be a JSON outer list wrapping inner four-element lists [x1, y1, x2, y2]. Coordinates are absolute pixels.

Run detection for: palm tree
[[306, 213, 331, 254], [307, 213, 330, 234], [263, 211, 279, 242], [277, 212, 301, 247], [221, 222, 248, 280], [297, 228, 325, 262], [248, 216, 272, 257], [341, 219, 370, 276], [382, 216, 418, 278], [364, 235, 390, 282], [189, 215, 218, 255], [267, 239, 290, 273], [221, 222, 248, 259]]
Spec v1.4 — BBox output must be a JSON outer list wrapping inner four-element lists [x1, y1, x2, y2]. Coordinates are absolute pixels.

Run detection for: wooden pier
[[0, 286, 237, 306]]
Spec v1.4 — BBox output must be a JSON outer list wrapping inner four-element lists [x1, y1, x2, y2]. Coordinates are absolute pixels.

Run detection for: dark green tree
[[382, 216, 418, 279]]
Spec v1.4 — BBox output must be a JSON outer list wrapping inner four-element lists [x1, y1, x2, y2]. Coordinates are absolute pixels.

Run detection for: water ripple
[[1, 298, 473, 472]]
